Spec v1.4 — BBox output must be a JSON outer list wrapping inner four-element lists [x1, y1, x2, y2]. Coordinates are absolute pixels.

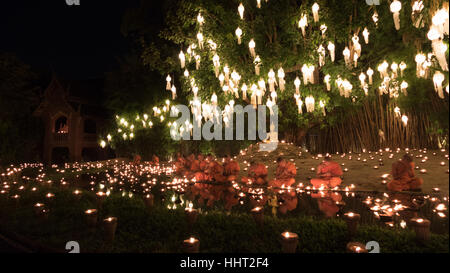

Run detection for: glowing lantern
[[211, 93, 218, 106], [294, 77, 301, 94], [268, 69, 276, 92], [324, 75, 331, 91], [399, 62, 406, 77], [401, 115, 408, 126], [320, 24, 327, 38], [171, 85, 177, 100], [359, 73, 366, 87], [238, 3, 245, 20], [166, 75, 172, 90], [328, 42, 335, 62], [343, 47, 351, 67], [433, 71, 445, 99], [179, 51, 185, 69], [249, 39, 256, 58], [278, 68, 286, 91], [257, 0, 261, 9], [318, 45, 326, 67], [305, 96, 315, 113], [372, 11, 379, 27], [197, 13, 204, 26], [196, 32, 204, 49], [213, 54, 220, 77], [298, 14, 308, 37], [401, 81, 408, 96], [319, 100, 326, 116], [390, 0, 402, 30], [235, 27, 243, 44], [254, 56, 261, 75], [312, 3, 320, 23], [242, 84, 248, 100], [415, 53, 427, 78], [362, 28, 370, 44]]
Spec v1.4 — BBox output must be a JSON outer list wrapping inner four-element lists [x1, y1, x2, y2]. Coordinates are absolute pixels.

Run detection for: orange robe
[[224, 160, 240, 182], [387, 161, 423, 191], [270, 161, 297, 188], [310, 161, 343, 188]]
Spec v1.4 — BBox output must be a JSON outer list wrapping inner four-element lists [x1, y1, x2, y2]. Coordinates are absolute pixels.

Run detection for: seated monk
[[132, 154, 142, 165], [174, 154, 187, 175], [208, 160, 227, 183], [387, 154, 423, 192], [270, 157, 297, 188], [248, 161, 268, 185], [224, 156, 240, 182], [151, 154, 159, 166], [310, 155, 343, 188]]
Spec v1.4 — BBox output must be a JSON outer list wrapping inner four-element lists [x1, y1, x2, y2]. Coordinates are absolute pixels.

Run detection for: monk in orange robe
[[224, 156, 240, 182], [151, 155, 159, 166], [387, 154, 423, 192], [132, 154, 142, 165], [310, 156, 343, 188], [270, 158, 297, 188]]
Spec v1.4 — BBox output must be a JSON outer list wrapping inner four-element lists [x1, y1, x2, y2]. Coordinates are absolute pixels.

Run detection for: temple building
[[33, 75, 110, 164]]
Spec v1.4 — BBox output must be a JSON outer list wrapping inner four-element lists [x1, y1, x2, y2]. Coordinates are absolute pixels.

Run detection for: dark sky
[[0, 0, 137, 79]]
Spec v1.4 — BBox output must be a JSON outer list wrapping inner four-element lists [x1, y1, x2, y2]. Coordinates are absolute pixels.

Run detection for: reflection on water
[[167, 189, 449, 235]]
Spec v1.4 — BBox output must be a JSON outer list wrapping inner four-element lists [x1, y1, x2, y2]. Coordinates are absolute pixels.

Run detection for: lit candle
[[251, 206, 264, 226], [185, 207, 199, 229], [182, 237, 200, 253], [410, 218, 430, 243], [85, 209, 98, 228], [144, 194, 154, 210], [280, 232, 299, 253], [346, 242, 368, 253], [103, 217, 118, 243], [343, 212, 360, 237]]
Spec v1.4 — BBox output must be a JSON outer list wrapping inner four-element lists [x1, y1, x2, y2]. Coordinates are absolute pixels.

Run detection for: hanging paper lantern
[[197, 13, 204, 26], [219, 73, 225, 87], [194, 55, 201, 70], [249, 39, 256, 58], [179, 51, 185, 69], [298, 14, 308, 37], [372, 10, 379, 27], [171, 85, 177, 100], [433, 71, 445, 99], [196, 32, 204, 49], [319, 101, 326, 116], [166, 75, 172, 90], [328, 42, 335, 62], [278, 68, 286, 91], [359, 73, 366, 87], [294, 77, 301, 94], [235, 27, 243, 44], [213, 54, 220, 77], [401, 115, 408, 126], [257, 0, 262, 9], [343, 47, 351, 67], [411, 1, 424, 28], [268, 69, 277, 92], [399, 62, 406, 77], [428, 26, 448, 71], [238, 3, 245, 20], [362, 28, 370, 44], [254, 56, 261, 75], [390, 0, 402, 30], [242, 84, 248, 100], [324, 75, 331, 91], [318, 45, 326, 67], [305, 96, 315, 113], [367, 68, 374, 85], [320, 24, 327, 38], [400, 81, 408, 96], [312, 3, 320, 23]]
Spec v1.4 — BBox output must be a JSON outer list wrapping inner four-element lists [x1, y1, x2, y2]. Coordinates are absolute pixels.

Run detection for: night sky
[[0, 0, 138, 79]]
